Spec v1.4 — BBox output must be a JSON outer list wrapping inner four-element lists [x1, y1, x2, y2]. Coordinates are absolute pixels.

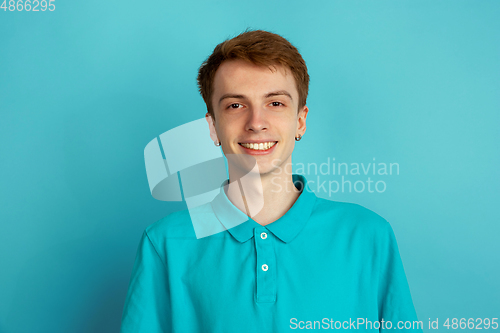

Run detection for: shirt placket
[[254, 227, 276, 303]]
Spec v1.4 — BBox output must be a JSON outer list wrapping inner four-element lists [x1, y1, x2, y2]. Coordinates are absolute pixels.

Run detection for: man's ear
[[297, 105, 308, 136], [205, 112, 219, 143]]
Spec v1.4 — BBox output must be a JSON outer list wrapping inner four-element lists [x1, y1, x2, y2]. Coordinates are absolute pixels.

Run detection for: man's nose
[[245, 106, 268, 132]]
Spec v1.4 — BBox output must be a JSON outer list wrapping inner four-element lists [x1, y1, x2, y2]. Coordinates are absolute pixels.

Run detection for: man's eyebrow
[[218, 94, 246, 105], [218, 90, 293, 105], [265, 90, 293, 101]]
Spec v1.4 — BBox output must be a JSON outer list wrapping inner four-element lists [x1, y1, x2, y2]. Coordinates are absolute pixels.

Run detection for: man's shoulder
[[144, 203, 213, 241], [312, 196, 391, 234]]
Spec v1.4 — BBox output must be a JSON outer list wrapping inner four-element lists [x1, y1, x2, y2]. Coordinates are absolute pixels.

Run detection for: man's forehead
[[213, 60, 297, 97]]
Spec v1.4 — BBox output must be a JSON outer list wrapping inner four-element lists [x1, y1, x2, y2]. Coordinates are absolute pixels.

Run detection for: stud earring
[[214, 140, 221, 146], [295, 134, 302, 141]]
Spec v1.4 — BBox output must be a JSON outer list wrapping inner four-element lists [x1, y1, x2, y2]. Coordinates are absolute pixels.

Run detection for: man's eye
[[228, 103, 241, 109], [271, 101, 284, 107]]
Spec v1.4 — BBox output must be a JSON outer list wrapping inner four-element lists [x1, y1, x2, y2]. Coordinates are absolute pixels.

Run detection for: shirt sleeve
[[120, 230, 171, 333], [378, 223, 422, 332]]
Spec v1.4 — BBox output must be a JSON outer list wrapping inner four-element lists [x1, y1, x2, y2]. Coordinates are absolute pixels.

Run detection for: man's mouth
[[238, 141, 278, 151]]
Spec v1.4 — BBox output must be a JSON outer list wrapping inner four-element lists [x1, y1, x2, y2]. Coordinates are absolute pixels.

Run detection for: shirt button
[[262, 264, 268, 271], [260, 232, 267, 239]]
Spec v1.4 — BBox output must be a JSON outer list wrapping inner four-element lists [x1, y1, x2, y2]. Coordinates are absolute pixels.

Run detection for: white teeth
[[240, 141, 277, 150]]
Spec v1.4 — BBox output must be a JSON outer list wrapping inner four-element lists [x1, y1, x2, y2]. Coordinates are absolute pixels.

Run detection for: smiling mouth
[[238, 141, 278, 151]]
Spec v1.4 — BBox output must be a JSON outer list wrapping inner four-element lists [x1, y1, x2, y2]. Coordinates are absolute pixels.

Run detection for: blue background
[[1, 0, 499, 332]]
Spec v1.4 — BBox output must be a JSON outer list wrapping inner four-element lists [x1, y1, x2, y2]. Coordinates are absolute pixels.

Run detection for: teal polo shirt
[[120, 174, 421, 332]]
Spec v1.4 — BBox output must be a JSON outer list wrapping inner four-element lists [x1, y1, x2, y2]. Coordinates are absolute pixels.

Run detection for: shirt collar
[[210, 174, 317, 244]]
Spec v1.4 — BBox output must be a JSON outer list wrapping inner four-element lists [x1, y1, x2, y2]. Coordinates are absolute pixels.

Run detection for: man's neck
[[225, 164, 301, 226]]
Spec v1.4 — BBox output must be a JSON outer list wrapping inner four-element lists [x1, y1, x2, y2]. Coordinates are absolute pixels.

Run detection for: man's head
[[197, 30, 309, 177], [197, 29, 309, 121]]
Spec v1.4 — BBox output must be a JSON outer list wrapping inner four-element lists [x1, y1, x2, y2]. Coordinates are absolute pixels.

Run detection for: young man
[[120, 30, 422, 332]]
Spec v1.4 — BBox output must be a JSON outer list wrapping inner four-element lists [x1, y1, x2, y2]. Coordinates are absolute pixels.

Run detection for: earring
[[295, 134, 302, 141], [214, 140, 221, 146]]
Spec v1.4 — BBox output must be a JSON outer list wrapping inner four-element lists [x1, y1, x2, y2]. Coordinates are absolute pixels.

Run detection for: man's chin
[[226, 154, 291, 177]]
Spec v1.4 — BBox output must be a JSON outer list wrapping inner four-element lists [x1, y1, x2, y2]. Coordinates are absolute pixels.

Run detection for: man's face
[[206, 59, 308, 177]]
